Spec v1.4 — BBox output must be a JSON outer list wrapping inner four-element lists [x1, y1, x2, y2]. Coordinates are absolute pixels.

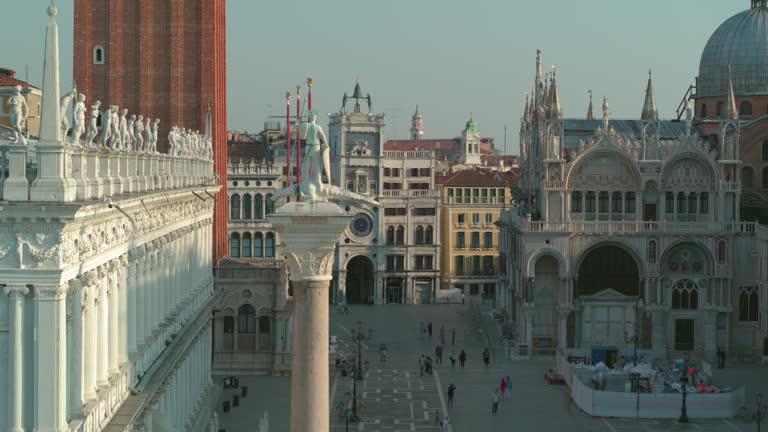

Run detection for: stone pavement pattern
[[215, 304, 764, 432]]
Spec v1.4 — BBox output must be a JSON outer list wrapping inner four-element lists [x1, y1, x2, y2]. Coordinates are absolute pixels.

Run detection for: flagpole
[[285, 91, 291, 188], [296, 85, 302, 189], [307, 78, 313, 111]]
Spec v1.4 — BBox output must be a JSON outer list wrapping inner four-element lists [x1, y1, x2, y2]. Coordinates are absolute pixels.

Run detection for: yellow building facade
[[439, 169, 514, 304]]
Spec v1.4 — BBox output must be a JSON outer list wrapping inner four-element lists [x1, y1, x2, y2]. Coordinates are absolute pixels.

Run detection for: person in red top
[[499, 377, 507, 400], [697, 380, 705, 392]]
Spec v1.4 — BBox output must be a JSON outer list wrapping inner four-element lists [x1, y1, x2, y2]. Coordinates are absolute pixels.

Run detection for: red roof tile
[[0, 68, 39, 89], [440, 168, 518, 188]]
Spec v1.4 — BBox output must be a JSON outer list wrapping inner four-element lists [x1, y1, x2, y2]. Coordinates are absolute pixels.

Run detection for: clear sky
[[3, 0, 745, 154]]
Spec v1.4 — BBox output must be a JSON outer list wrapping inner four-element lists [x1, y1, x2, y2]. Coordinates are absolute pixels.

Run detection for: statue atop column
[[60, 85, 77, 141], [8, 85, 29, 145]]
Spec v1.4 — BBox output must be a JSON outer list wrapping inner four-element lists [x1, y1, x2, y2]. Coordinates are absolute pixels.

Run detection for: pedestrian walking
[[499, 377, 506, 401], [459, 350, 467, 368], [419, 354, 426, 376], [504, 376, 512, 399], [449, 351, 456, 367], [434, 410, 440, 427], [451, 327, 456, 345], [428, 322, 433, 337], [441, 415, 450, 432], [491, 388, 501, 415], [447, 383, 456, 407], [379, 343, 387, 362], [483, 348, 490, 368]]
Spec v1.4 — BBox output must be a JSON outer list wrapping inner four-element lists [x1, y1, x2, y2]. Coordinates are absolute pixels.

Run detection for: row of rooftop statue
[[7, 84, 213, 160]]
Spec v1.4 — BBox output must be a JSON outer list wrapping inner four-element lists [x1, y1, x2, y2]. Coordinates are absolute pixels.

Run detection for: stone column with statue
[[269, 102, 378, 431]]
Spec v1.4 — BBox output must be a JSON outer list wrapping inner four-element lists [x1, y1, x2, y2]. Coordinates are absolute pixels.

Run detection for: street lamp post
[[679, 367, 689, 423], [349, 321, 372, 422]]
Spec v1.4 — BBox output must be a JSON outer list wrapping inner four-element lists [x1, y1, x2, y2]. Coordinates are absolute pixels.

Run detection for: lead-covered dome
[[698, 1, 768, 97]]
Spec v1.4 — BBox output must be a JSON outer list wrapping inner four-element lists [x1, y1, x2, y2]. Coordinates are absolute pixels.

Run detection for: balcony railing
[[444, 197, 506, 205], [381, 189, 439, 198], [512, 215, 756, 235], [543, 180, 565, 189], [719, 181, 741, 192], [383, 150, 433, 159]]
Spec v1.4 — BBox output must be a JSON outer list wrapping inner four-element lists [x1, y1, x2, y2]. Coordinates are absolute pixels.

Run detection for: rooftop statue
[[84, 100, 101, 148], [8, 85, 29, 145], [60, 85, 77, 141], [70, 93, 86, 146]]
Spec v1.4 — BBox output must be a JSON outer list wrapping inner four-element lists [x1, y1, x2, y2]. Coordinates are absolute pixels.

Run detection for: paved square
[[215, 304, 765, 432]]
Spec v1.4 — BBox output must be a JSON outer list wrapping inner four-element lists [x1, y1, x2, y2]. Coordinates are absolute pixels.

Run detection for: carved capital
[[97, 264, 108, 279], [68, 278, 83, 295], [3, 284, 30, 297], [83, 269, 99, 287], [285, 248, 336, 282], [119, 254, 129, 267], [32, 284, 68, 300]]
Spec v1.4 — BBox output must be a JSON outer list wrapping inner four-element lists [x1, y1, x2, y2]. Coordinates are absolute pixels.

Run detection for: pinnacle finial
[[47, 0, 57, 17], [642, 68, 658, 120], [586, 90, 594, 120]]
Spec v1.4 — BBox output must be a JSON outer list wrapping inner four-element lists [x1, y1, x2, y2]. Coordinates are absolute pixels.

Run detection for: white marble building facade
[[0, 5, 221, 432], [499, 51, 765, 362]]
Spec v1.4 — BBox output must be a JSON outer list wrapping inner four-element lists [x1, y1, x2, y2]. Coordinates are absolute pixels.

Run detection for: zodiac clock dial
[[350, 213, 373, 237]]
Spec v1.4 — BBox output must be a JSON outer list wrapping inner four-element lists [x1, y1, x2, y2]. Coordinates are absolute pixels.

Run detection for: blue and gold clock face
[[350, 213, 373, 237]]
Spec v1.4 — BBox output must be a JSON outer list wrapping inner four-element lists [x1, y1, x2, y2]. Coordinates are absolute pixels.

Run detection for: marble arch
[[566, 148, 642, 191], [526, 247, 568, 276], [571, 239, 646, 278], [659, 240, 715, 276]]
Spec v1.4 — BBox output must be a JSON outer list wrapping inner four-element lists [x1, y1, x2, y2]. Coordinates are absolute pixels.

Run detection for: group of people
[[490, 376, 512, 415]]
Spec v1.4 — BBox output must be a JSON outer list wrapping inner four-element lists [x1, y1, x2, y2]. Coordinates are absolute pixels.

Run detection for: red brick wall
[[74, 0, 228, 264]]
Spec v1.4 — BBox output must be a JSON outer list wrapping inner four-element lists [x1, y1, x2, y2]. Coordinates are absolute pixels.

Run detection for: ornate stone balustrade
[[512, 214, 756, 235]]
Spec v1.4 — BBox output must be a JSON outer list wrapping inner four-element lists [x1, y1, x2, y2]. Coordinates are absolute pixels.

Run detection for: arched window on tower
[[230, 233, 241, 258], [242, 193, 252, 220], [741, 101, 753, 116], [93, 45, 105, 64], [254, 232, 264, 257], [242, 232, 252, 258], [265, 233, 275, 257], [254, 194, 264, 219], [230, 194, 241, 220]]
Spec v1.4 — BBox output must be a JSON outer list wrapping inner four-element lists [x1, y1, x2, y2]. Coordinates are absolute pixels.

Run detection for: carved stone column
[[268, 201, 351, 432], [82, 270, 99, 402], [31, 283, 69, 430], [5, 284, 29, 432], [67, 278, 85, 418], [119, 254, 130, 366], [108, 260, 120, 376], [97, 265, 110, 388]]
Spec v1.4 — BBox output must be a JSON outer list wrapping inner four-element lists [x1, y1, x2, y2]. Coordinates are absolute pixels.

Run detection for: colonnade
[[2, 218, 214, 432], [136, 323, 214, 432]]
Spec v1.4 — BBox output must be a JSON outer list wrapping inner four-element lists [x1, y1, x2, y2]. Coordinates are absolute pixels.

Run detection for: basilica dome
[[698, 1, 768, 97]]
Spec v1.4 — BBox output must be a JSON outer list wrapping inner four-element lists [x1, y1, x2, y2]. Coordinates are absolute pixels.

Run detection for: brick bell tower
[[74, 0, 229, 264]]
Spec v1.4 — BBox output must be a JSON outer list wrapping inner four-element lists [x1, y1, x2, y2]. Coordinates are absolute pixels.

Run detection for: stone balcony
[[380, 189, 439, 198]]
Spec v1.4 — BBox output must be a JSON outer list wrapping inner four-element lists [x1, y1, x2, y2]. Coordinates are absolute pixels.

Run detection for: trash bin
[[232, 395, 240, 407], [223, 401, 230, 413], [241, 386, 248, 398]]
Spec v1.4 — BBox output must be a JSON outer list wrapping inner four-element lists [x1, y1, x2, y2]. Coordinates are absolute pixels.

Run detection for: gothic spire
[[549, 68, 562, 119], [586, 90, 594, 120], [723, 65, 739, 120], [641, 69, 658, 120]]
